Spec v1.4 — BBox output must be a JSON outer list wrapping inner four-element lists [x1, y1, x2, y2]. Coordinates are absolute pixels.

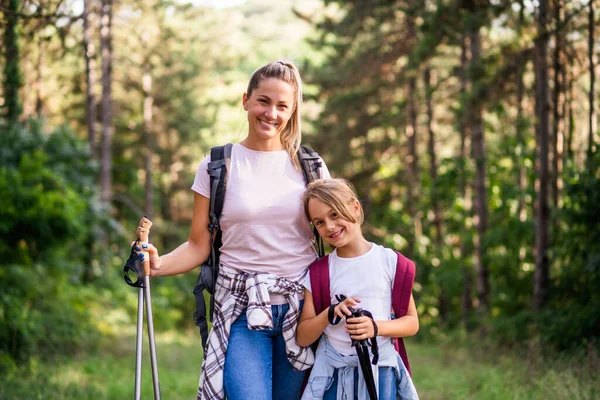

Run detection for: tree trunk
[[459, 36, 473, 330], [424, 66, 447, 322], [405, 4, 420, 257], [469, 28, 490, 314], [83, 0, 98, 160], [143, 64, 154, 219], [3, 0, 23, 124], [533, 0, 551, 312], [588, 0, 596, 170], [100, 0, 113, 206], [562, 68, 571, 164], [566, 74, 574, 162], [35, 36, 44, 119], [516, 10, 527, 222], [551, 0, 563, 209], [424, 67, 442, 247], [406, 75, 419, 254]]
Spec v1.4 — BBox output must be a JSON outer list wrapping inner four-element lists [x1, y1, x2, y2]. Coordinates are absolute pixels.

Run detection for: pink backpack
[[309, 251, 416, 375]]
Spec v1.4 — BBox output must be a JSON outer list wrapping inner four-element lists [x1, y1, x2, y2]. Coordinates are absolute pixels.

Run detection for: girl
[[297, 178, 419, 400], [138, 61, 330, 400]]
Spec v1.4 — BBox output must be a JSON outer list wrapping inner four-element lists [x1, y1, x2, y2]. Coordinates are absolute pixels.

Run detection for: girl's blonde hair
[[246, 60, 303, 168], [302, 178, 364, 225]]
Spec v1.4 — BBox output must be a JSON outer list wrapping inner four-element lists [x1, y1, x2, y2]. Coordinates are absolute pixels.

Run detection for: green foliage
[[0, 122, 95, 262], [543, 161, 600, 350], [0, 121, 100, 369]]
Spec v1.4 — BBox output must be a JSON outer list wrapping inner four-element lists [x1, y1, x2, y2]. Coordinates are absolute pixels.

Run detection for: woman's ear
[[242, 93, 249, 111]]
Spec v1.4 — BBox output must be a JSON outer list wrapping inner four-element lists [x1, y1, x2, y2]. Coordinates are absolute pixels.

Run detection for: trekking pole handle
[[136, 216, 153, 276]]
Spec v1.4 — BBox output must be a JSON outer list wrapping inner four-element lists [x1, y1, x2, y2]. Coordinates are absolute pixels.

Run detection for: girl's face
[[243, 78, 295, 147], [308, 197, 361, 249]]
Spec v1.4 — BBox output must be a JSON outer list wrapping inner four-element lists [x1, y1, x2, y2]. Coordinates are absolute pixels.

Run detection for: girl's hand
[[346, 315, 376, 340], [132, 241, 162, 276], [333, 297, 361, 320]]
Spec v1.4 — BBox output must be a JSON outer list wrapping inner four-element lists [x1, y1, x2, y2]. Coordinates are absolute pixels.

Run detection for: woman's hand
[[132, 241, 163, 276], [345, 315, 376, 340]]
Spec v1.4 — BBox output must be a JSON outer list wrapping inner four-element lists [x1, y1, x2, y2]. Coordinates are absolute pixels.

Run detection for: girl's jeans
[[323, 366, 400, 400], [223, 303, 307, 400]]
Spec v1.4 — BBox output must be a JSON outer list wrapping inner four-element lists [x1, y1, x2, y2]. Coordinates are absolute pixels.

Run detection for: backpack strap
[[298, 145, 323, 183], [207, 143, 232, 313], [308, 250, 416, 378], [207, 143, 233, 239], [298, 145, 325, 257], [391, 251, 416, 376], [193, 143, 232, 351], [309, 255, 330, 315]]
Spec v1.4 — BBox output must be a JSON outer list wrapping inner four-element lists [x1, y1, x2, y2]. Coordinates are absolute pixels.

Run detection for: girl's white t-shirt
[[304, 243, 397, 355], [192, 143, 330, 285]]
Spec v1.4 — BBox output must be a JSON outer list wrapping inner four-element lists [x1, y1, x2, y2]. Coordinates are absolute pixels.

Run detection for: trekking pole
[[134, 268, 144, 400], [137, 217, 161, 400]]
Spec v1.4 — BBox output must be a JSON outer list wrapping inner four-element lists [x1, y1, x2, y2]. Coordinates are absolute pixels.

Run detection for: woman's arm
[[296, 290, 361, 347], [345, 294, 419, 340], [145, 192, 212, 277]]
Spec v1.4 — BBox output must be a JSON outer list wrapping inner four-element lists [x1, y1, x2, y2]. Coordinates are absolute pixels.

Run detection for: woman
[[138, 60, 329, 400]]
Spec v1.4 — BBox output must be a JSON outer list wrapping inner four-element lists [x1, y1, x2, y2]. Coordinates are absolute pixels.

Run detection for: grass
[[1, 332, 598, 399], [410, 338, 600, 400], [0, 330, 203, 400]]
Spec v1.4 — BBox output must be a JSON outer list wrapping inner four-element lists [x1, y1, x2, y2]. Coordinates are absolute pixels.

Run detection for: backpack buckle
[[200, 261, 216, 294], [208, 212, 219, 233]]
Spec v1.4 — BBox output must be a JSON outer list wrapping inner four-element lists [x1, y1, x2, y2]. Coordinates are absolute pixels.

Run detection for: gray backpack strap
[[297, 145, 325, 257], [194, 143, 233, 351], [298, 145, 323, 183]]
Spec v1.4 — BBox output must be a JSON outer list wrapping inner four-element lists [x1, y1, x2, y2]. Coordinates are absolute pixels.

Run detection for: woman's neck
[[241, 137, 285, 152], [335, 237, 371, 258]]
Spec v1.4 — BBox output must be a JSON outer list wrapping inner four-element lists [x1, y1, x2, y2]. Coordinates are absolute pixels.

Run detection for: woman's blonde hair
[[302, 178, 364, 225], [246, 60, 303, 168]]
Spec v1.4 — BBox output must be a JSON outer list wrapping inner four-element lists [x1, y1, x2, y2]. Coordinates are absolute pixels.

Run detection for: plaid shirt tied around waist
[[197, 265, 315, 400]]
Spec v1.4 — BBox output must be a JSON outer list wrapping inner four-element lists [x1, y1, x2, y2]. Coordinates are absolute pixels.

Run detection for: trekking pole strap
[[124, 241, 145, 288], [192, 278, 210, 350]]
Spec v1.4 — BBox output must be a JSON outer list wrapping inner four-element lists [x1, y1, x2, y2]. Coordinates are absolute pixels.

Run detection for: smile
[[329, 229, 343, 239], [259, 119, 277, 129]]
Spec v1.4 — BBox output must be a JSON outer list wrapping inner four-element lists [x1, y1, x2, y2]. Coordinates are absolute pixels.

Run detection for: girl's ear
[[352, 200, 361, 216], [242, 93, 249, 111]]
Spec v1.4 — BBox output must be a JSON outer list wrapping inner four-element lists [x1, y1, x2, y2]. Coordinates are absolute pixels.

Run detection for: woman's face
[[243, 78, 295, 146]]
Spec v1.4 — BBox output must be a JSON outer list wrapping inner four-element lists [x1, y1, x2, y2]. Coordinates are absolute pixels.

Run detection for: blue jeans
[[322, 367, 399, 400], [223, 303, 307, 400]]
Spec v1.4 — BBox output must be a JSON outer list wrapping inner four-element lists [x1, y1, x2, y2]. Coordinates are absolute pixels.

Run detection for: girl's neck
[[241, 137, 284, 152], [335, 237, 371, 258]]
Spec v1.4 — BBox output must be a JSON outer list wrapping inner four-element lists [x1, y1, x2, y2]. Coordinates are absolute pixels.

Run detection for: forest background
[[1, 0, 599, 398]]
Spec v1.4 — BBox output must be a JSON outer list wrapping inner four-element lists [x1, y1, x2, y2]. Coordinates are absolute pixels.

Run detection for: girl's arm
[[296, 289, 361, 347], [346, 294, 419, 341], [145, 192, 212, 277]]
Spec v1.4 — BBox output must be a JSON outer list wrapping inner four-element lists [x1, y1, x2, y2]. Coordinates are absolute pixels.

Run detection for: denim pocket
[[309, 376, 333, 397]]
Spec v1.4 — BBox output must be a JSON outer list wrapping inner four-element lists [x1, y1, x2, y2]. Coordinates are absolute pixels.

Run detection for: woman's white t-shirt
[[192, 143, 330, 285], [304, 243, 397, 355]]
